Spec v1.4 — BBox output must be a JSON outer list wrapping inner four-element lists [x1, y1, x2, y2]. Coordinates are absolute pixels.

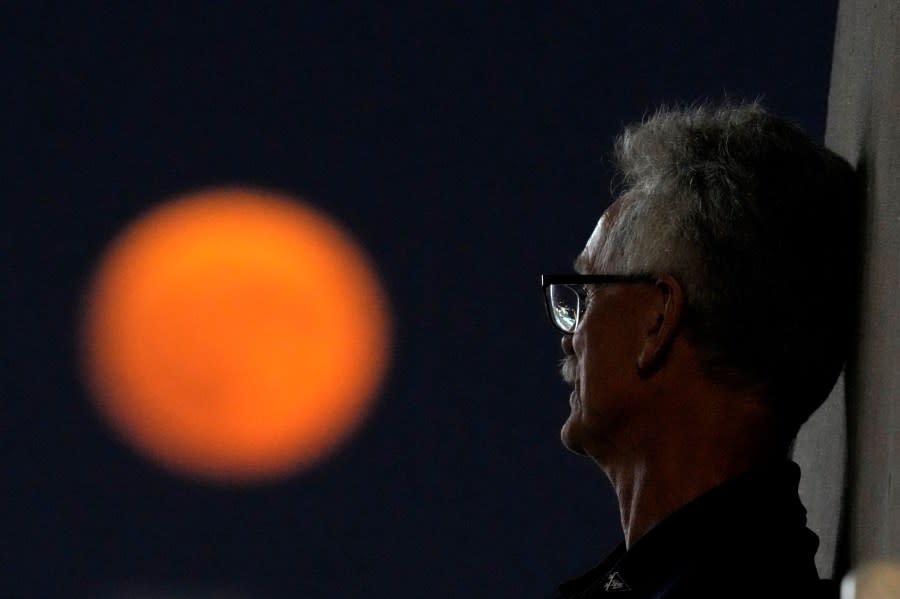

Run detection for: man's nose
[[561, 334, 574, 356]]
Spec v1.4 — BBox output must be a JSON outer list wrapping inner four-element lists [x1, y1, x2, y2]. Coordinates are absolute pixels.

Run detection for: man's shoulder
[[664, 572, 839, 599], [554, 568, 838, 599], [661, 533, 835, 598], [555, 460, 829, 598]]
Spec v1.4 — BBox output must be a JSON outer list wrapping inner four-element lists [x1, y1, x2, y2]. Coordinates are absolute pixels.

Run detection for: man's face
[[559, 202, 649, 459]]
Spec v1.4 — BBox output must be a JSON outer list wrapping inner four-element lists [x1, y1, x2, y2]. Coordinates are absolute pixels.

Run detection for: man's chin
[[560, 416, 587, 456]]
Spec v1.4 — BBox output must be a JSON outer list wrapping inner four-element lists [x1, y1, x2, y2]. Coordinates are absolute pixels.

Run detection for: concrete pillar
[[793, 0, 900, 579]]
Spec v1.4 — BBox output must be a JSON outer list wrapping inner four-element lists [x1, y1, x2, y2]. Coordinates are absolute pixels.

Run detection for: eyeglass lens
[[549, 284, 580, 333]]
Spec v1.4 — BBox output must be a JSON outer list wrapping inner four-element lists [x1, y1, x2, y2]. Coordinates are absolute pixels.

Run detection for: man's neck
[[608, 456, 752, 548], [600, 400, 783, 548]]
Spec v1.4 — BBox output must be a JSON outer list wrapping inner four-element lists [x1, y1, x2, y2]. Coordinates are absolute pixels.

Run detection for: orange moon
[[80, 187, 391, 482]]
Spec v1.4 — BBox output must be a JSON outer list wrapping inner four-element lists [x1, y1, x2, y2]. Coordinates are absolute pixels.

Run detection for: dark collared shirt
[[555, 461, 839, 598]]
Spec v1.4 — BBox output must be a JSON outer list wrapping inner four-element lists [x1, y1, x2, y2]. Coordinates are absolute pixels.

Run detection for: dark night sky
[[3, 2, 838, 597]]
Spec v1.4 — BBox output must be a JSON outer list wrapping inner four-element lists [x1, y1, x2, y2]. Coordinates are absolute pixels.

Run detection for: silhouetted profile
[[541, 101, 858, 598]]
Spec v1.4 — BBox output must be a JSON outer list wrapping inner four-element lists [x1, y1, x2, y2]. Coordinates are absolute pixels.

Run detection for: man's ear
[[636, 274, 685, 375]]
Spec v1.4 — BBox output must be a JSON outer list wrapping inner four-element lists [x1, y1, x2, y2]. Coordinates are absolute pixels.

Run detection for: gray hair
[[599, 101, 859, 434]]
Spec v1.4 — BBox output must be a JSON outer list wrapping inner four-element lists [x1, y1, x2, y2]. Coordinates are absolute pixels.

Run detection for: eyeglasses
[[541, 274, 656, 334]]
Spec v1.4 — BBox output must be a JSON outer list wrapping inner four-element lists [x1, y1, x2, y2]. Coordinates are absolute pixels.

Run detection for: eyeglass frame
[[541, 273, 657, 335]]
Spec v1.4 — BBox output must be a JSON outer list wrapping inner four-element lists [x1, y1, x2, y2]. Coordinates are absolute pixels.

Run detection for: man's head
[[555, 101, 858, 458]]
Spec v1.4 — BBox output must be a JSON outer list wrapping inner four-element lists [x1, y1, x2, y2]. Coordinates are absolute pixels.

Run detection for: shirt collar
[[557, 460, 817, 597]]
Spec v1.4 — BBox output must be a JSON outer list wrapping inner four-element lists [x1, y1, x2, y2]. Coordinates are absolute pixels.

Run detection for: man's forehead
[[574, 214, 607, 274]]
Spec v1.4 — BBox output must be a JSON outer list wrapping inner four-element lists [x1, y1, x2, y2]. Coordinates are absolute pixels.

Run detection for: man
[[542, 102, 858, 598]]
